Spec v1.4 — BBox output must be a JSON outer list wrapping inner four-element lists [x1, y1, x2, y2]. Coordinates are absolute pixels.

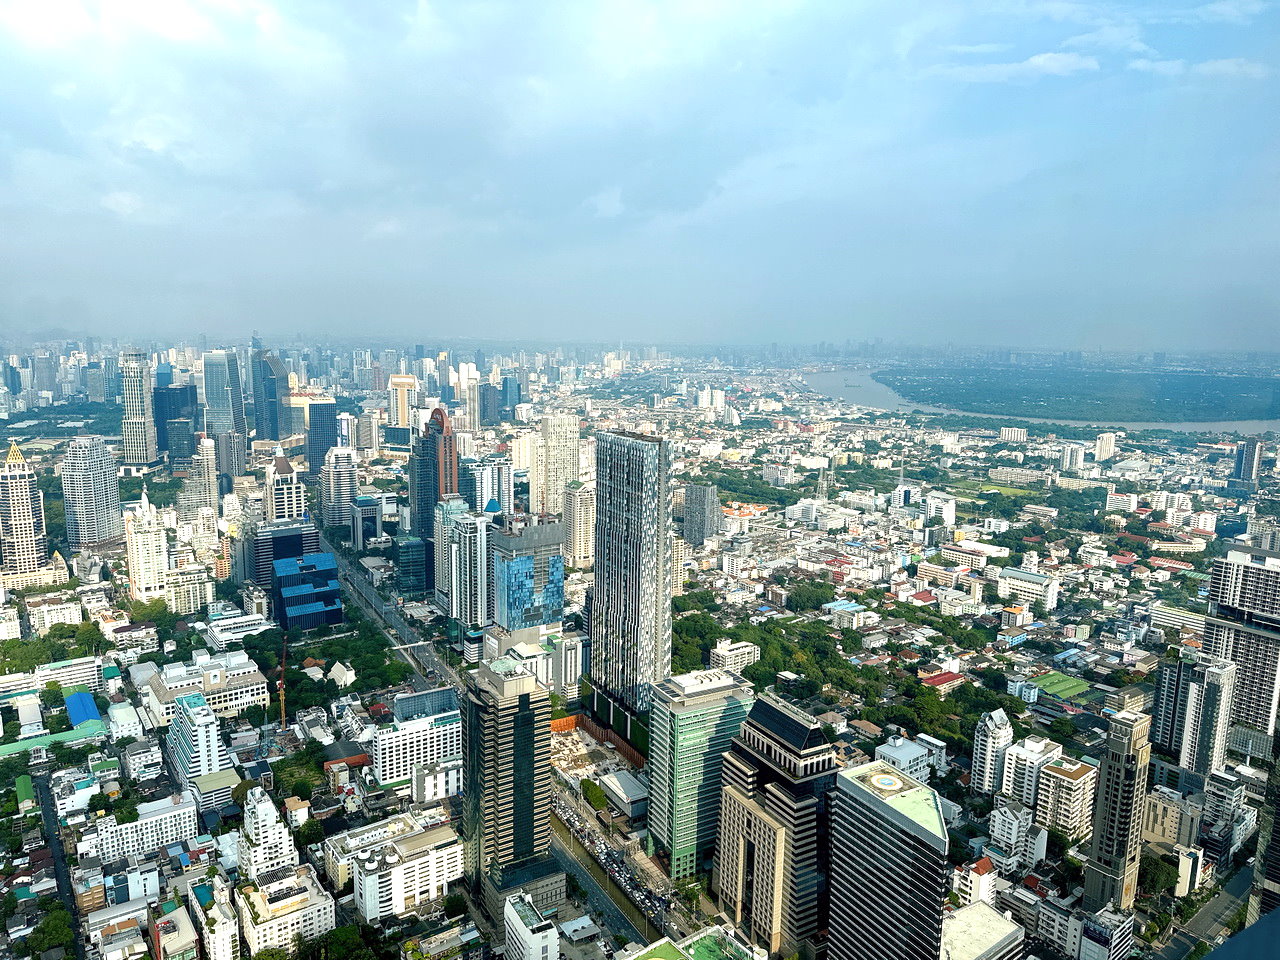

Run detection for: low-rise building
[[141, 650, 270, 726], [353, 824, 465, 923], [237, 865, 336, 954]]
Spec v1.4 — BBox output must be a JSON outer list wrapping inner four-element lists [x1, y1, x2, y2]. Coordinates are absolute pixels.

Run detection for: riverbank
[[803, 369, 1280, 435]]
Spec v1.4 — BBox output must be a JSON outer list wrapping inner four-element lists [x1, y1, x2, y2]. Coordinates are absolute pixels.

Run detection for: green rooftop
[[16, 775, 34, 803], [1030, 671, 1090, 699], [631, 941, 692, 960]]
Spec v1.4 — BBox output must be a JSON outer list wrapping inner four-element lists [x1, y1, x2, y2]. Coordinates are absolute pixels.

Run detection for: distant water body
[[803, 369, 1280, 435]]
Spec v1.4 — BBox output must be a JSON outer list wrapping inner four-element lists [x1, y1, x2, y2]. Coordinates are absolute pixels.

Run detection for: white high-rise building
[[264, 451, 307, 521], [0, 442, 48, 575], [590, 431, 672, 716], [179, 438, 219, 519], [531, 413, 579, 516], [986, 800, 1048, 875], [1035, 756, 1098, 843], [563, 482, 595, 568], [972, 709, 1014, 795], [125, 487, 169, 602], [320, 446, 359, 527], [92, 791, 199, 862], [167, 693, 233, 791], [441, 511, 489, 628], [353, 823, 464, 923], [236, 865, 335, 955], [387, 373, 419, 428], [370, 689, 464, 789], [194, 875, 240, 960], [1000, 735, 1062, 806], [119, 349, 159, 468], [239, 786, 300, 881], [61, 436, 123, 549], [1094, 432, 1117, 463], [504, 893, 560, 960]]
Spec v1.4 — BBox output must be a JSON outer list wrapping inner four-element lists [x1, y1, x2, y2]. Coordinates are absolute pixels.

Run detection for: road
[[1150, 868, 1252, 960], [34, 777, 88, 960], [321, 536, 460, 690], [551, 831, 647, 945]]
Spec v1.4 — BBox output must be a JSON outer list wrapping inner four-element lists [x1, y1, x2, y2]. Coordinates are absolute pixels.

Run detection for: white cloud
[[1063, 23, 1153, 54], [1192, 57, 1271, 78], [935, 51, 1100, 82], [100, 191, 143, 218], [1187, 1, 1269, 23], [365, 218, 405, 240], [1127, 58, 1187, 75], [587, 187, 625, 219]]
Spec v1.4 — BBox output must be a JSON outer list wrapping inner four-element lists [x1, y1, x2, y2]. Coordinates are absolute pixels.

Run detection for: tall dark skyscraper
[[714, 695, 839, 958], [1232, 437, 1263, 491], [409, 408, 459, 588], [152, 383, 197, 454], [590, 431, 671, 719], [201, 349, 247, 437], [828, 761, 950, 960], [303, 396, 338, 480], [461, 657, 561, 918], [683, 482, 722, 547], [1083, 711, 1150, 912], [252, 349, 289, 441]]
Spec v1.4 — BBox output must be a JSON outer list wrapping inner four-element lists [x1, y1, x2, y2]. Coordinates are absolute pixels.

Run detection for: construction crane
[[278, 634, 288, 727]]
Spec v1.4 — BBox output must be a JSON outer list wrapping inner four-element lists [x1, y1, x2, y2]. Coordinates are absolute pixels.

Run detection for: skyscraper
[[1232, 437, 1263, 491], [125, 487, 169, 602], [562, 482, 595, 569], [251, 349, 289, 441], [61, 436, 123, 549], [648, 670, 754, 879], [1151, 649, 1236, 776], [1035, 756, 1098, 844], [828, 761, 950, 960], [0, 443, 47, 575], [120, 349, 159, 468], [1094, 431, 1117, 463], [265, 452, 307, 522], [682, 483, 722, 547], [714, 695, 839, 958], [239, 786, 298, 882], [1204, 546, 1280, 736], [1082, 710, 1150, 912], [179, 438, 219, 520], [461, 657, 560, 915], [304, 395, 338, 479], [590, 431, 671, 718], [319, 446, 359, 527], [409, 408, 459, 588], [387, 373, 419, 428], [152, 383, 197, 456], [971, 708, 1014, 795], [531, 414, 579, 516], [440, 512, 489, 630], [167, 693, 234, 794], [201, 349, 247, 437], [489, 514, 564, 646], [1249, 739, 1280, 923], [460, 455, 515, 515]]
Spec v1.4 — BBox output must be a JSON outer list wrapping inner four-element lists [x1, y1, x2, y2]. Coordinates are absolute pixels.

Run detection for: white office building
[[1001, 735, 1063, 807], [237, 864, 336, 955], [370, 688, 464, 789], [504, 892, 560, 960], [353, 824, 464, 924], [93, 791, 199, 861]]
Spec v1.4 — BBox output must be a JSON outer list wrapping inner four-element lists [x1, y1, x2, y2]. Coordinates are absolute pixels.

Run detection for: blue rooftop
[[65, 690, 101, 728]]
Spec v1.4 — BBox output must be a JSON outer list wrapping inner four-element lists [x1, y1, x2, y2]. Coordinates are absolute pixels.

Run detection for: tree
[[39, 681, 63, 708], [1139, 854, 1179, 897], [581, 779, 609, 811], [443, 892, 467, 918], [89, 792, 111, 813], [292, 778, 314, 801], [297, 819, 325, 846], [232, 779, 260, 807]]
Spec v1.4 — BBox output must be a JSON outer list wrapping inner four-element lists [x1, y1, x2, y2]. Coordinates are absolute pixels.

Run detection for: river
[[803, 369, 1280, 434]]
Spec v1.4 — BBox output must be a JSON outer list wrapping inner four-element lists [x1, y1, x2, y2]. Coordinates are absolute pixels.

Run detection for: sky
[[0, 0, 1277, 349]]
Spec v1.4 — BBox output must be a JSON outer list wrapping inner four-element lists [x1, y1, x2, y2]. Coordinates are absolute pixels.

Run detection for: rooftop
[[838, 760, 948, 851]]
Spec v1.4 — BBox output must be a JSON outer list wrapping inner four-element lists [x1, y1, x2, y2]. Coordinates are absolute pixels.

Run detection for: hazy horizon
[[2, 1, 1278, 349]]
